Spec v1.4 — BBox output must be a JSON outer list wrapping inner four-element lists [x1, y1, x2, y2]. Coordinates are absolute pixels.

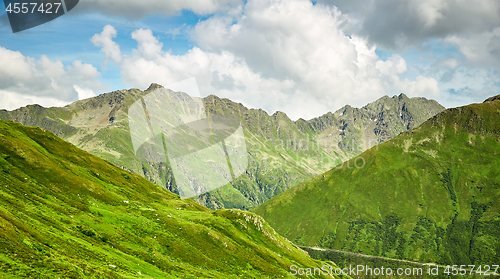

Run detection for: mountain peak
[[146, 83, 164, 92], [398, 93, 409, 99], [390, 93, 409, 100], [272, 111, 291, 121], [339, 104, 353, 111]]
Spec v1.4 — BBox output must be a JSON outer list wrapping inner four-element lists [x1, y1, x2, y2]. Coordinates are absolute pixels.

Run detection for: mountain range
[[0, 85, 444, 210], [253, 96, 500, 266]]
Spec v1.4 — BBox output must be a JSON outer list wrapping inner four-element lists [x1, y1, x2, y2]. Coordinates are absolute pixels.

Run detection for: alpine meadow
[[253, 96, 500, 266], [0, 120, 346, 278]]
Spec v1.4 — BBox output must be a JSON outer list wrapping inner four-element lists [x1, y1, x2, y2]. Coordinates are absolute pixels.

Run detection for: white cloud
[[318, 0, 500, 109], [445, 27, 500, 69], [375, 54, 408, 76], [397, 75, 440, 97], [91, 25, 122, 65], [0, 47, 34, 86], [0, 46, 106, 111], [191, 0, 442, 115], [0, 90, 70, 111], [92, 0, 442, 120], [131, 29, 164, 60], [74, 85, 97, 100], [3, 0, 496, 117]]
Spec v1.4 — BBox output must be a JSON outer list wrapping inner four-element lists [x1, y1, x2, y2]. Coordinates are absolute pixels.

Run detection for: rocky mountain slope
[[0, 120, 342, 278], [297, 93, 445, 159], [253, 96, 500, 266], [0, 84, 444, 209]]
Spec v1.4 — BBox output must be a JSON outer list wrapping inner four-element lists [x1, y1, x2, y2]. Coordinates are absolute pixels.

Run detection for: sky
[[0, 0, 499, 120]]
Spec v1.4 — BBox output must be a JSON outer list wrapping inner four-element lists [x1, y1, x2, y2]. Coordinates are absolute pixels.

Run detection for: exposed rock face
[[296, 93, 445, 159], [0, 86, 444, 209]]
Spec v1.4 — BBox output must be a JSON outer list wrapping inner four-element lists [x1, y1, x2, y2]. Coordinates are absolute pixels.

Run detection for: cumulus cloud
[[445, 27, 500, 69], [317, 0, 500, 50], [76, 0, 242, 18], [0, 90, 71, 111], [81, 0, 500, 110], [191, 0, 441, 114], [74, 85, 97, 100], [0, 47, 35, 86], [397, 75, 440, 97], [92, 0, 442, 120], [91, 25, 122, 65], [316, 0, 500, 109], [3, 0, 496, 115], [0, 46, 106, 111]]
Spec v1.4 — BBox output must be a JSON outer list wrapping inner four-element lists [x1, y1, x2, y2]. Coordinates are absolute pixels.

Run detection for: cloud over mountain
[[1, 0, 497, 117], [0, 46, 106, 110], [92, 0, 441, 120]]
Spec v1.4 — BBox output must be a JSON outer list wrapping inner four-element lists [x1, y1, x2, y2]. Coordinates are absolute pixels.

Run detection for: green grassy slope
[[0, 120, 346, 278], [253, 97, 500, 266]]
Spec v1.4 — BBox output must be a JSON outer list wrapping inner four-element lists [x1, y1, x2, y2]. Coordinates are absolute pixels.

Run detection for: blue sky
[[1, 0, 499, 120]]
